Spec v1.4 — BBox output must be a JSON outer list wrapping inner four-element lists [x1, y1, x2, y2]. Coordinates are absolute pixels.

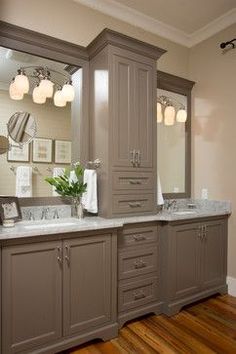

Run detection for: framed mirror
[[157, 70, 195, 199], [0, 21, 89, 203], [7, 112, 37, 144]]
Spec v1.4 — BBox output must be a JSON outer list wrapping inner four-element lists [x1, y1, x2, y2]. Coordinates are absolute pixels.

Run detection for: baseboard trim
[[227, 276, 236, 297]]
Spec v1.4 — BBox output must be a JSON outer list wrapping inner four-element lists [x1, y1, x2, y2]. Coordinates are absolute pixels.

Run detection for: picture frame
[[0, 196, 22, 222], [32, 137, 52, 163], [55, 140, 72, 164], [7, 138, 30, 162]]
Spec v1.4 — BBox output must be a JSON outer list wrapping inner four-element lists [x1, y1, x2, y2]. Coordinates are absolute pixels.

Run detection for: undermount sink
[[24, 221, 79, 230], [173, 210, 197, 215]]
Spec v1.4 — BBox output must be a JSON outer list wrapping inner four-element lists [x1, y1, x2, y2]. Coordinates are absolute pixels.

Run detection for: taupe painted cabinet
[[112, 54, 154, 169], [161, 217, 228, 315], [2, 232, 117, 354], [89, 30, 165, 217], [117, 223, 163, 327]]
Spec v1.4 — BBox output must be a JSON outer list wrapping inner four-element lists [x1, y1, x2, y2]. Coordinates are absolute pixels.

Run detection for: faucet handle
[[53, 209, 59, 219]]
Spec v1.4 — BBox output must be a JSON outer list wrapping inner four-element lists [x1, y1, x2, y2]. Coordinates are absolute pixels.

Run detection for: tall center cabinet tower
[[88, 30, 166, 218]]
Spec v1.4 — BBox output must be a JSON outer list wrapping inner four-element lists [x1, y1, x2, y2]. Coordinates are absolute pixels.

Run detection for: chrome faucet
[[53, 209, 59, 219], [41, 207, 50, 220], [165, 199, 177, 211], [28, 211, 35, 221]]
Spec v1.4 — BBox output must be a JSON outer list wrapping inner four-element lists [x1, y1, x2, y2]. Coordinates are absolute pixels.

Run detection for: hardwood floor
[[62, 295, 236, 354]]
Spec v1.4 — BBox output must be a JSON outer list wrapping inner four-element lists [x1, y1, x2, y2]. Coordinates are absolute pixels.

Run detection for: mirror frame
[[0, 21, 90, 206], [157, 70, 195, 199]]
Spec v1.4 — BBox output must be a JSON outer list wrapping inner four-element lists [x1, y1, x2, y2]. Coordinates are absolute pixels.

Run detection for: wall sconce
[[9, 66, 75, 107], [157, 95, 187, 126]]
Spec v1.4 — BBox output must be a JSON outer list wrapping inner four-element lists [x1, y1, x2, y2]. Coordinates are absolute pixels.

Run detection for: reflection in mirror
[[0, 46, 82, 197], [157, 89, 187, 194], [7, 112, 37, 144], [0, 136, 9, 155]]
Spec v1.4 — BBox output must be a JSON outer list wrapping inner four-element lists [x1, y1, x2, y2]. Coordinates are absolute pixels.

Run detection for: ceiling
[[115, 0, 236, 34], [74, 0, 236, 47]]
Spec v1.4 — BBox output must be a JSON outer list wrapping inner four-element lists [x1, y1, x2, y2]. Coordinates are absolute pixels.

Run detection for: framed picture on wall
[[32, 138, 52, 163], [0, 196, 22, 223], [54, 140, 71, 164], [7, 139, 30, 162]]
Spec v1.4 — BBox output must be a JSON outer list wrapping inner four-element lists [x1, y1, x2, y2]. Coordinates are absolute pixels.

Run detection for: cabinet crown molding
[[87, 28, 167, 60], [0, 21, 166, 64]]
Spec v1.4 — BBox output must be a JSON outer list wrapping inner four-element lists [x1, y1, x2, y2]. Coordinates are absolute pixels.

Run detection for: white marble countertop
[[0, 199, 231, 241]]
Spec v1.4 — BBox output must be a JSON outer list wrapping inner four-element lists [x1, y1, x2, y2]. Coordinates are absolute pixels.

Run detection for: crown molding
[[73, 0, 236, 48], [190, 8, 236, 46], [74, 0, 191, 47]]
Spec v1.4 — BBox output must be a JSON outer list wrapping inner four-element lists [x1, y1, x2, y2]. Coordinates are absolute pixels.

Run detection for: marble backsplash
[[20, 198, 231, 221]]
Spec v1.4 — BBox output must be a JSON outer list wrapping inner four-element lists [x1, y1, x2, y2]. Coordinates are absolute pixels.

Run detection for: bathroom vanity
[[0, 21, 231, 354], [0, 200, 230, 354]]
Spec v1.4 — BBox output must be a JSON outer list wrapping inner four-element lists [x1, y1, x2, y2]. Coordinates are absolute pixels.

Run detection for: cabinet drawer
[[118, 245, 158, 280], [118, 276, 158, 312], [119, 224, 158, 248], [113, 194, 154, 215], [113, 172, 154, 191]]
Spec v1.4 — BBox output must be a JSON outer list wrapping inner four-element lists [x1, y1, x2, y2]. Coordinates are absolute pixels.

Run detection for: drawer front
[[119, 224, 158, 248], [113, 172, 154, 191], [118, 276, 158, 312], [118, 245, 158, 280], [113, 194, 154, 215]]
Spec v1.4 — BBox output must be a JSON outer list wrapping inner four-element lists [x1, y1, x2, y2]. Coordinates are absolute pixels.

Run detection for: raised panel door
[[134, 61, 155, 168], [112, 54, 136, 168], [201, 220, 226, 289], [2, 241, 62, 354], [170, 223, 201, 299], [63, 234, 112, 336]]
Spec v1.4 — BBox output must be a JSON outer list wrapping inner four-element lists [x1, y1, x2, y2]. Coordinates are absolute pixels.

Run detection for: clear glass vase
[[71, 197, 84, 219]]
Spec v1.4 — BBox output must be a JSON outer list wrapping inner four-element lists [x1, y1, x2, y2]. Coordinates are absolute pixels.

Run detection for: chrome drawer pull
[[65, 245, 70, 265], [133, 234, 146, 241], [138, 151, 141, 166], [129, 179, 142, 185], [133, 291, 146, 300], [57, 246, 62, 264], [134, 150, 139, 166], [128, 202, 142, 208], [130, 150, 135, 166], [134, 260, 147, 269]]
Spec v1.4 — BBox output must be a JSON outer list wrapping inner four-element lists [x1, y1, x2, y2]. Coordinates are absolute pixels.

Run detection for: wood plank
[[64, 295, 236, 354]]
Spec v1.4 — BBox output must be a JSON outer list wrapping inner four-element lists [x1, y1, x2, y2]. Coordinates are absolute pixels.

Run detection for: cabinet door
[[112, 54, 136, 168], [134, 61, 155, 168], [201, 219, 227, 289], [2, 242, 62, 354], [169, 223, 201, 299], [63, 234, 112, 336]]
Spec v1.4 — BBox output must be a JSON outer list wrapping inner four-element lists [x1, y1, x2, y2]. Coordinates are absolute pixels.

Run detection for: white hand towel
[[82, 169, 98, 214], [157, 173, 164, 205], [16, 166, 32, 197], [52, 168, 65, 196]]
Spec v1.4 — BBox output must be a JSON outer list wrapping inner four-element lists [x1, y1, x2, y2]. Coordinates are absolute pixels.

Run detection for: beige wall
[[0, 0, 189, 78], [0, 90, 71, 197], [190, 23, 236, 278]]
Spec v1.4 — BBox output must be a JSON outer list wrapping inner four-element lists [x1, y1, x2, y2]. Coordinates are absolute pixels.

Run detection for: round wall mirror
[[7, 112, 37, 144], [0, 136, 10, 155]]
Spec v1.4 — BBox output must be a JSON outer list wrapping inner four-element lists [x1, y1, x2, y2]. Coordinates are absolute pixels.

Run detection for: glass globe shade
[[54, 90, 66, 107], [164, 105, 175, 126], [38, 79, 54, 98], [176, 108, 187, 123], [14, 73, 29, 94], [157, 102, 163, 123], [33, 86, 46, 104], [62, 83, 75, 102], [9, 82, 24, 100]]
